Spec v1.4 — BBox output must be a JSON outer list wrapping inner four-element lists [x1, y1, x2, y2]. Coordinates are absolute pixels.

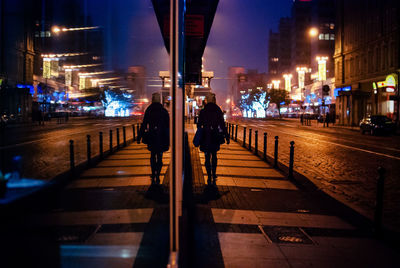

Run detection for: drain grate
[[262, 226, 314, 245]]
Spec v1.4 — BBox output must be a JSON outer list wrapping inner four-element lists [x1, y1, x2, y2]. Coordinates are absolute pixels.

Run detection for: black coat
[[139, 103, 170, 152], [197, 103, 229, 153]]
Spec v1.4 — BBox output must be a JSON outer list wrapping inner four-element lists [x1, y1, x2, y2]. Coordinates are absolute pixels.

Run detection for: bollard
[[109, 129, 113, 153], [132, 124, 136, 141], [254, 130, 258, 155], [87, 135, 91, 166], [136, 124, 140, 141], [289, 141, 295, 179], [374, 167, 386, 237], [231, 124, 234, 139], [123, 126, 127, 146], [274, 136, 279, 168], [228, 123, 231, 137], [69, 140, 75, 171], [99, 132, 103, 159], [249, 128, 252, 151], [235, 125, 238, 141], [263, 132, 267, 161], [116, 128, 120, 149], [243, 127, 247, 148]]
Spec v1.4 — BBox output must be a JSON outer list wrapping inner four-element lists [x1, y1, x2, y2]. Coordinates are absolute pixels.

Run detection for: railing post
[[254, 130, 258, 155], [116, 128, 120, 149], [123, 126, 127, 146], [243, 127, 247, 148], [69, 140, 75, 171], [99, 132, 103, 159], [374, 167, 386, 237], [109, 129, 113, 153], [274, 136, 279, 168], [228, 123, 231, 137], [263, 132, 267, 161], [248, 128, 252, 151], [136, 124, 140, 141], [132, 124, 136, 141], [87, 135, 91, 166], [231, 124, 234, 139], [289, 141, 295, 179], [235, 125, 238, 141]]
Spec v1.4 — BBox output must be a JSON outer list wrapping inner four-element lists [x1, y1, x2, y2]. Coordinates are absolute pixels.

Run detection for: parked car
[[360, 115, 396, 135]]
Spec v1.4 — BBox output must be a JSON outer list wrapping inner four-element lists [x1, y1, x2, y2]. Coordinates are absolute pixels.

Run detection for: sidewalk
[[1, 141, 171, 267], [188, 124, 397, 267]]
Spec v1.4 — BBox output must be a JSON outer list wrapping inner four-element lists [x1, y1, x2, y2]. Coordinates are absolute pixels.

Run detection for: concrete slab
[[212, 209, 355, 230], [218, 233, 286, 260], [34, 208, 154, 225]]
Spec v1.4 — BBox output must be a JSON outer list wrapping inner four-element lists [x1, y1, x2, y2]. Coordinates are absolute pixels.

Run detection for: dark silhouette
[[197, 93, 229, 185], [138, 93, 169, 184], [325, 112, 330, 127]]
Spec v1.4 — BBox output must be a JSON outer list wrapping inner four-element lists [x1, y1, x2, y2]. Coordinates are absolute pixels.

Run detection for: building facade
[[334, 0, 400, 126]]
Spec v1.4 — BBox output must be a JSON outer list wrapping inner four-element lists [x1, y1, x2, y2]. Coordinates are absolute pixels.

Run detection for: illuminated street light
[[296, 67, 308, 89], [52, 25, 99, 34], [308, 27, 319, 37], [226, 98, 231, 104], [272, 80, 281, 89], [283, 74, 292, 92], [316, 56, 328, 81]]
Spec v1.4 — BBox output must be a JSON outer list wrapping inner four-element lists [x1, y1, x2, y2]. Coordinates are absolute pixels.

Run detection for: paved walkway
[[1, 142, 171, 267], [1, 125, 398, 267], [188, 124, 397, 267]]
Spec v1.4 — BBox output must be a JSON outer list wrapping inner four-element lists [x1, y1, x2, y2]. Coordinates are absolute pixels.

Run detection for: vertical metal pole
[[132, 124, 136, 141], [137, 124, 140, 142], [243, 127, 247, 148], [263, 132, 267, 161], [116, 128, 120, 149], [87, 135, 91, 166], [235, 124, 238, 141], [228, 123, 231, 137], [274, 136, 279, 168], [99, 132, 103, 159], [254, 130, 258, 155], [109, 129, 113, 153], [169, 0, 183, 258], [248, 128, 252, 151], [231, 124, 234, 139], [374, 167, 386, 237], [123, 126, 126, 146], [289, 141, 295, 179], [69, 140, 75, 171]]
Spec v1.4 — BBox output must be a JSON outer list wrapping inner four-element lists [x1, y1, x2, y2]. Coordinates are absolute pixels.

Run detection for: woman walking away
[[197, 93, 230, 186], [138, 93, 169, 185]]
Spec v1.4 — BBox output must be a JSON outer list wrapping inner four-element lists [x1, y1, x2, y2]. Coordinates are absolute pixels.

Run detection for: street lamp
[[316, 56, 328, 81], [272, 80, 281, 89], [308, 27, 319, 38], [283, 74, 292, 92]]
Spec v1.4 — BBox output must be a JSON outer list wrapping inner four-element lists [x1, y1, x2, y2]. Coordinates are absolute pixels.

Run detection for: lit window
[[330, 34, 335, 40], [319, 33, 324, 40], [325, 34, 329, 40]]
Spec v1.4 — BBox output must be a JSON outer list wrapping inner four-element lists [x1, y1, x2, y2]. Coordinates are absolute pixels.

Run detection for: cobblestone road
[[230, 118, 400, 233], [0, 118, 139, 180]]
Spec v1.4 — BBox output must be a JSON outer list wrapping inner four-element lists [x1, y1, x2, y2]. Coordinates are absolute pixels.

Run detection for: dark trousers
[[150, 151, 163, 179], [204, 151, 218, 179]]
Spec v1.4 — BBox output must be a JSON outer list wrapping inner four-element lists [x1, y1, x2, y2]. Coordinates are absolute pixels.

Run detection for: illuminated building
[[334, 0, 400, 126]]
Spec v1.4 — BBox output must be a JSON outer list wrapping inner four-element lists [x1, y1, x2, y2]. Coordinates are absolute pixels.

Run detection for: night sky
[[88, 0, 292, 98]]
